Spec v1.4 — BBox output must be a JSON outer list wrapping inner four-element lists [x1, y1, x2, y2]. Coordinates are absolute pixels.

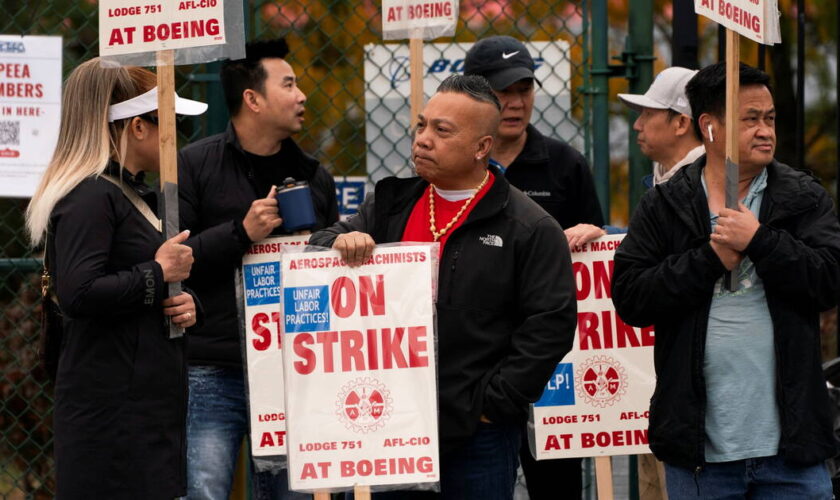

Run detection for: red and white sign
[[99, 0, 226, 56], [694, 0, 780, 45], [0, 35, 61, 198], [241, 235, 310, 458], [382, 0, 458, 40], [531, 234, 656, 459], [282, 244, 440, 492]]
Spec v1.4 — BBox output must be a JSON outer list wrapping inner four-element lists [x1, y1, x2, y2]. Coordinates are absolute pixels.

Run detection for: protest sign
[[239, 235, 311, 465], [99, 0, 226, 57], [694, 0, 781, 45], [531, 234, 655, 459], [0, 35, 61, 198], [282, 244, 440, 493], [382, 0, 458, 41]]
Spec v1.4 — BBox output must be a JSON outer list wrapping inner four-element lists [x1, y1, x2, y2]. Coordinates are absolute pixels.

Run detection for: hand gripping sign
[[529, 235, 656, 460], [237, 235, 311, 473], [281, 244, 440, 494]]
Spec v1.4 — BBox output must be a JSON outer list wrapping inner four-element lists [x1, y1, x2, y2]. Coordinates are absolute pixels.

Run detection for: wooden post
[[313, 492, 330, 500], [723, 29, 740, 292], [595, 456, 614, 500], [355, 485, 371, 500], [156, 49, 185, 338], [409, 38, 424, 130]]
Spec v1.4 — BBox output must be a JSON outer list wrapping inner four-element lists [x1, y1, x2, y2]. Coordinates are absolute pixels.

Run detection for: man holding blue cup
[[177, 38, 339, 500]]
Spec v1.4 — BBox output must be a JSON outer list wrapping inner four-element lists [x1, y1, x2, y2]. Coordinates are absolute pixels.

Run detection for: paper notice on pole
[[530, 234, 657, 459], [282, 244, 440, 493], [0, 35, 62, 198], [382, 0, 458, 40], [239, 235, 310, 465], [694, 0, 781, 45]]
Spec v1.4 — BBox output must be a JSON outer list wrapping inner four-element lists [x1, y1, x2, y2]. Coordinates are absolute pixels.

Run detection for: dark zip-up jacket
[[310, 169, 577, 452], [613, 156, 840, 469], [178, 123, 339, 368], [49, 164, 189, 498], [503, 124, 604, 229]]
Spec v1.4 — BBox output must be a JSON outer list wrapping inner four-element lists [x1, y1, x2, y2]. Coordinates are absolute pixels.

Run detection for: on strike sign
[[99, 0, 226, 56], [382, 0, 458, 40], [530, 234, 656, 459], [240, 235, 310, 460], [282, 245, 439, 492], [694, 0, 781, 45]]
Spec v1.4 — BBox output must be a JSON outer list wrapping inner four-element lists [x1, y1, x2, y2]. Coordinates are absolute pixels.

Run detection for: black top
[[48, 162, 188, 498], [311, 169, 577, 452], [501, 124, 604, 229], [178, 123, 339, 367], [613, 157, 840, 468]]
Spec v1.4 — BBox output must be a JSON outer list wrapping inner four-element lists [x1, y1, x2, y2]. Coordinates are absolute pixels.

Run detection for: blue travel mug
[[276, 177, 317, 232]]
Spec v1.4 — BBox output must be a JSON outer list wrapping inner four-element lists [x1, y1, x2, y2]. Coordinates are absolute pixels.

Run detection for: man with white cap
[[618, 66, 703, 187], [564, 67, 704, 250], [177, 38, 338, 499]]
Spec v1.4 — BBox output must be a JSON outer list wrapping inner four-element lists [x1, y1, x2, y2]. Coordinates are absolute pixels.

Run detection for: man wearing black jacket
[[613, 63, 839, 498], [178, 39, 338, 499], [463, 35, 602, 499], [311, 75, 577, 499]]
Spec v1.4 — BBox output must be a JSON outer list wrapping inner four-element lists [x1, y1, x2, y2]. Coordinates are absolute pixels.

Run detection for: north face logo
[[479, 234, 503, 247]]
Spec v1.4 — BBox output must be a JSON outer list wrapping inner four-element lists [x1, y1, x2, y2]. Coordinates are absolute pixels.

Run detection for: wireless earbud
[[707, 124, 714, 143]]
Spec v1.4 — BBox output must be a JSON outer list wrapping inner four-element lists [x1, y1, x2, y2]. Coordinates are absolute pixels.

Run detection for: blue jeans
[[185, 366, 307, 500], [665, 455, 832, 499], [351, 422, 521, 500]]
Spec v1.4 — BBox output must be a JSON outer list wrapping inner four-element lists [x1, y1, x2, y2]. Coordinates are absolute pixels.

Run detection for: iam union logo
[[575, 355, 628, 408], [336, 377, 393, 433]]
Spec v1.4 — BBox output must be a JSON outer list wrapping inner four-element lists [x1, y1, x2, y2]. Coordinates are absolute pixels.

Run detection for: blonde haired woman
[[26, 58, 206, 499]]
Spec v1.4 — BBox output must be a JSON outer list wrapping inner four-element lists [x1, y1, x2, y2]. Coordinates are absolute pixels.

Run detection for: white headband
[[108, 87, 208, 122]]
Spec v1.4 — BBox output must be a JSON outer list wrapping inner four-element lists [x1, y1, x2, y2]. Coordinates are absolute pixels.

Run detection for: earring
[[707, 124, 714, 143]]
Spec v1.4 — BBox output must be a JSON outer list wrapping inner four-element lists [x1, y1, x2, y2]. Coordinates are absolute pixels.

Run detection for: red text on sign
[[292, 326, 429, 374]]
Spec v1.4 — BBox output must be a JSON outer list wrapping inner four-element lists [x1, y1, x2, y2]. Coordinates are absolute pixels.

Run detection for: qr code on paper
[[0, 121, 20, 146]]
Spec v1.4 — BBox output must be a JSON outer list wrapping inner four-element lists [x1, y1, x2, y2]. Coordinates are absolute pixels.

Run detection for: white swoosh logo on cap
[[502, 51, 519, 59]]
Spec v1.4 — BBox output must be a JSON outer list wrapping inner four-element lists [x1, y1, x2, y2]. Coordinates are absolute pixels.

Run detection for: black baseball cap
[[463, 36, 541, 91]]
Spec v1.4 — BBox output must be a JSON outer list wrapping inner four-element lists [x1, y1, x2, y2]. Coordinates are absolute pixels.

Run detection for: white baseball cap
[[108, 87, 207, 122], [618, 67, 698, 117]]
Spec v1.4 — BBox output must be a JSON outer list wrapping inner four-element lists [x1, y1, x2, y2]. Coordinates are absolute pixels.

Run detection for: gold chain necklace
[[428, 170, 490, 241]]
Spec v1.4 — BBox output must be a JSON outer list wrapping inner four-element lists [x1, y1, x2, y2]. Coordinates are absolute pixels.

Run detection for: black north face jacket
[[613, 157, 840, 469], [311, 169, 577, 452]]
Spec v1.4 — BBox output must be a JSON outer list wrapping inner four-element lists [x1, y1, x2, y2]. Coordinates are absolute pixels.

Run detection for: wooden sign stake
[[156, 49, 185, 338], [409, 38, 424, 131], [595, 456, 615, 500], [723, 29, 740, 292]]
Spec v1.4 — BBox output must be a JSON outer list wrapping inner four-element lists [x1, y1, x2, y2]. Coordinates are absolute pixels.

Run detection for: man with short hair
[[565, 67, 704, 249], [613, 62, 840, 497], [311, 74, 577, 499], [618, 66, 704, 187], [463, 35, 602, 498], [178, 38, 338, 499]]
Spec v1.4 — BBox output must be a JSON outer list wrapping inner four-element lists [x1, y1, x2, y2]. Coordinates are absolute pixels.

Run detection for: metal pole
[[796, 0, 805, 171], [757, 45, 766, 71], [672, 0, 699, 68], [627, 0, 654, 213], [591, 0, 610, 221]]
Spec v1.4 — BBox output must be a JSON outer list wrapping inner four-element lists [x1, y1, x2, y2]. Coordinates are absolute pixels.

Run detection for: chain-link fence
[[1, 1, 591, 497]]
